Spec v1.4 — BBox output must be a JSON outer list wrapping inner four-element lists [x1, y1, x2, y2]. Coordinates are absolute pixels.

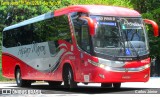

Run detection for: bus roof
[[3, 5, 141, 31], [3, 12, 54, 31], [55, 5, 141, 17]]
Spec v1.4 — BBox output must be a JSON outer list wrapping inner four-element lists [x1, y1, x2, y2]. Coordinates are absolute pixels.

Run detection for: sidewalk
[[121, 77, 160, 88]]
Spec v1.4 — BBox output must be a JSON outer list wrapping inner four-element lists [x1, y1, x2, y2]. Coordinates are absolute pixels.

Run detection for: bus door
[[74, 18, 92, 82]]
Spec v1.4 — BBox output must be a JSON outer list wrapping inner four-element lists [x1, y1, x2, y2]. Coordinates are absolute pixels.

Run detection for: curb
[[0, 81, 16, 84]]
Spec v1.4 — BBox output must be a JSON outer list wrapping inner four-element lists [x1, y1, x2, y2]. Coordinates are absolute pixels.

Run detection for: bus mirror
[[143, 19, 159, 37], [80, 17, 95, 36]]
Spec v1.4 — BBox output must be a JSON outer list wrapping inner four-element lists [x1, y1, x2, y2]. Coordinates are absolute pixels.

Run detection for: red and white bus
[[2, 5, 159, 88]]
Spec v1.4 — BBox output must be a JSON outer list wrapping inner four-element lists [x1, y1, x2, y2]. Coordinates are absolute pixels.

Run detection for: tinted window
[[3, 15, 71, 48], [72, 13, 91, 53], [81, 25, 90, 52]]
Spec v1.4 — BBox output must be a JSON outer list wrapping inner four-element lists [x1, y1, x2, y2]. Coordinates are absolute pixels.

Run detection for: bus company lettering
[[121, 18, 143, 27], [18, 43, 46, 57], [18, 47, 31, 57], [32, 43, 46, 56]]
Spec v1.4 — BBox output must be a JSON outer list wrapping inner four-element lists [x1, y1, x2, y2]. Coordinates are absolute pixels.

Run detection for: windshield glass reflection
[[90, 16, 149, 58]]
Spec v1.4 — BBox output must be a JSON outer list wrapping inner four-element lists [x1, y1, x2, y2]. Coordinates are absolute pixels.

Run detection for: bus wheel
[[64, 67, 77, 88], [101, 83, 112, 88], [48, 81, 62, 87], [15, 68, 31, 87], [113, 83, 121, 88]]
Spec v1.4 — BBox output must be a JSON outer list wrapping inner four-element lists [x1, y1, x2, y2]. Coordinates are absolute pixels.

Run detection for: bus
[[2, 5, 159, 88]]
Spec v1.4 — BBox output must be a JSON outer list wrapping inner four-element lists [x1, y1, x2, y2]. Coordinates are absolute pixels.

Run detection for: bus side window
[[5, 30, 16, 47], [72, 16, 91, 53], [71, 12, 91, 53], [81, 25, 90, 52]]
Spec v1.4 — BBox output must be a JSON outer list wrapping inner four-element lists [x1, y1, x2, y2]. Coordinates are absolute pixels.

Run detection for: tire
[[63, 67, 77, 88], [15, 68, 31, 87], [48, 81, 62, 87], [101, 83, 112, 88], [113, 83, 121, 88]]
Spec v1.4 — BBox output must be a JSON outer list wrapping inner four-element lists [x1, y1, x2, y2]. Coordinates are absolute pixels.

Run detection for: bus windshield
[[90, 16, 149, 60]]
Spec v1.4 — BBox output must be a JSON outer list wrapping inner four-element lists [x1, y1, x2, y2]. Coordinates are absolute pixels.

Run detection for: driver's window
[[71, 13, 91, 53], [81, 25, 90, 52]]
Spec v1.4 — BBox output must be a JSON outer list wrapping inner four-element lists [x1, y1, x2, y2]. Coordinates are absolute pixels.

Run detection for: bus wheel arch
[[14, 65, 31, 87], [62, 63, 77, 88]]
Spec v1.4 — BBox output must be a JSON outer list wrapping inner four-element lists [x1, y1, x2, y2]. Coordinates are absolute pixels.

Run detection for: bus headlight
[[143, 64, 150, 69], [98, 58, 125, 67], [105, 66, 111, 71], [99, 64, 105, 68], [88, 58, 125, 69]]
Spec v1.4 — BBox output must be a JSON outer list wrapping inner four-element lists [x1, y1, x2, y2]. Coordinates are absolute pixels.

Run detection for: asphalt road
[[0, 83, 159, 94], [0, 83, 152, 94], [0, 78, 160, 96], [0, 83, 154, 94]]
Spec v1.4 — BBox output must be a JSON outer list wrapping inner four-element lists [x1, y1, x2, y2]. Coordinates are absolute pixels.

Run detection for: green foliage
[[130, 0, 160, 13], [70, 0, 133, 8]]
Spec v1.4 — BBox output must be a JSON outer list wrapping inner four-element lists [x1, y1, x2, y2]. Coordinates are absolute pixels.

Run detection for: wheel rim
[[16, 71, 21, 84], [68, 70, 72, 85]]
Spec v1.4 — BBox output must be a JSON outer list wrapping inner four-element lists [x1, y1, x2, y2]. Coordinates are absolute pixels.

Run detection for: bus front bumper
[[86, 67, 150, 83]]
